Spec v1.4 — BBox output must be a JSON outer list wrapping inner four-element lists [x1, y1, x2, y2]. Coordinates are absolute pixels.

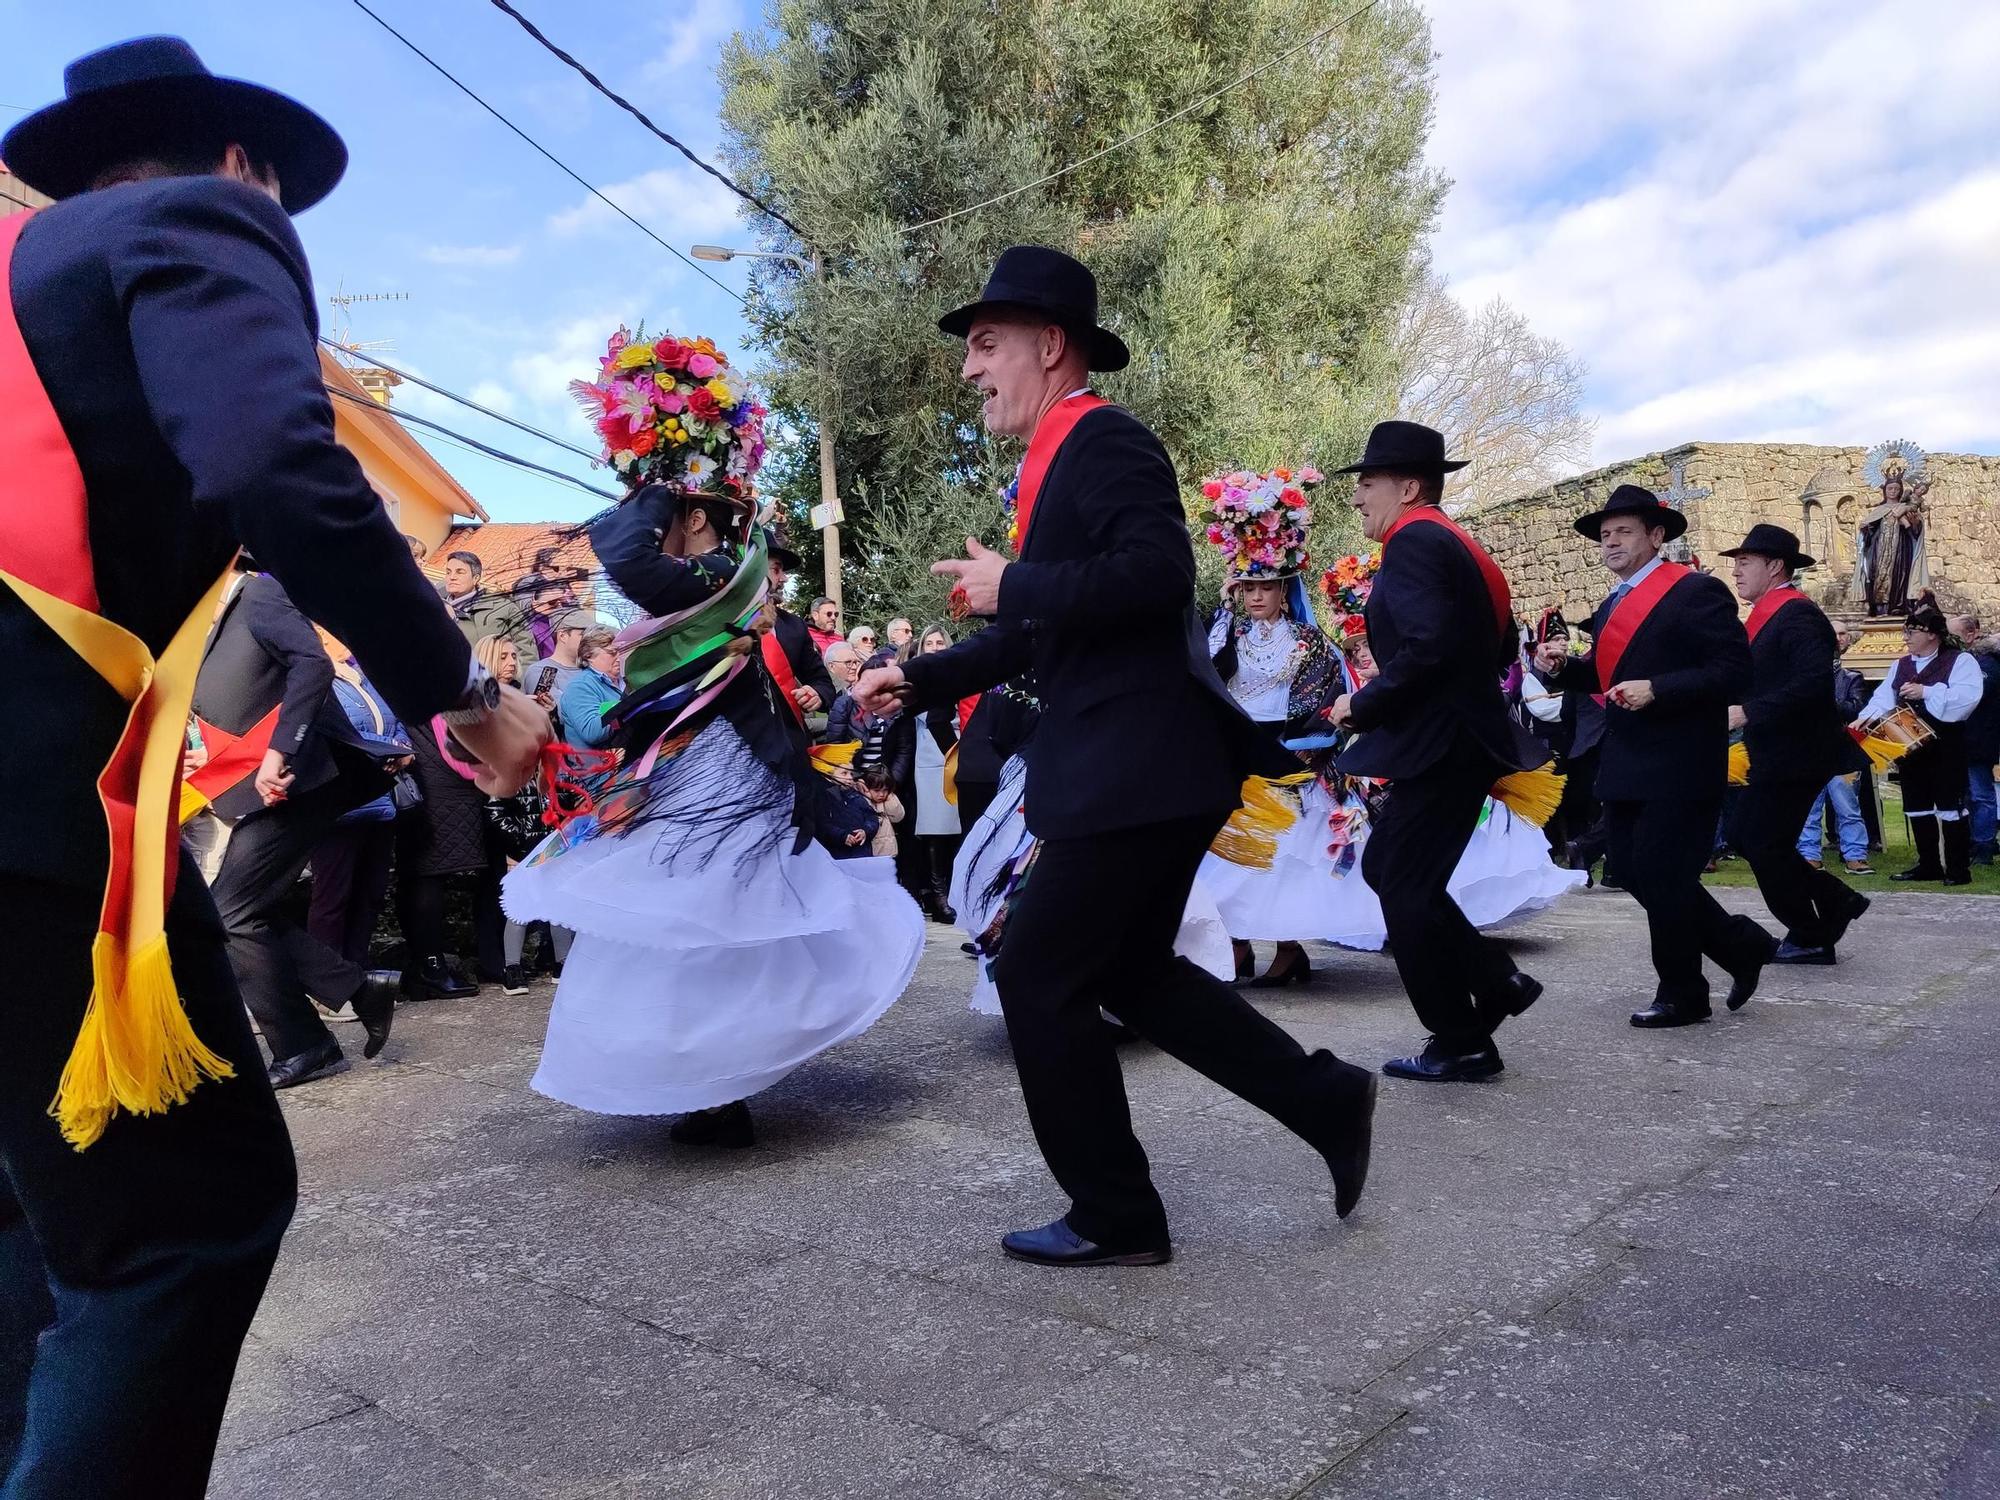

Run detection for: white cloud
[[640, 0, 741, 82], [545, 163, 745, 243], [422, 243, 523, 268], [1421, 0, 2000, 465]]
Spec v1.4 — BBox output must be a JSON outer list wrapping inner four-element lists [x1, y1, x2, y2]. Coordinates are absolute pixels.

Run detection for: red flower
[[628, 427, 658, 457], [686, 389, 723, 423], [1281, 487, 1304, 507], [653, 336, 688, 369]]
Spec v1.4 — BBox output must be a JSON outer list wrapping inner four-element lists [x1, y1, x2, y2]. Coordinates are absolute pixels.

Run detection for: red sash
[[1380, 506, 1512, 637], [1013, 393, 1109, 553], [1595, 561, 1690, 691], [1744, 585, 1807, 644], [759, 628, 805, 725], [186, 705, 284, 802]]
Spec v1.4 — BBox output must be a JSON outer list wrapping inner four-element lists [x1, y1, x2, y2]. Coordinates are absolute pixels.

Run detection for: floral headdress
[[570, 326, 769, 500], [1201, 466, 1320, 580], [1319, 550, 1379, 649]]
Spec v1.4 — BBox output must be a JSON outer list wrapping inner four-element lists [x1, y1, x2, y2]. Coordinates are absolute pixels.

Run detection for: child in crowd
[[858, 764, 905, 858]]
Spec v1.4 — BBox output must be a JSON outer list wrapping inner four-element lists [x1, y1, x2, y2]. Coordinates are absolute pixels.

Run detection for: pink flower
[[657, 390, 686, 414], [686, 353, 719, 378]]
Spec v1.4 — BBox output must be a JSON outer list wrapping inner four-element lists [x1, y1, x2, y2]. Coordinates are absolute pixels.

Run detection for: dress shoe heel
[[1000, 1216, 1170, 1267], [1383, 1037, 1503, 1082], [268, 1039, 349, 1089], [669, 1099, 755, 1148], [350, 972, 399, 1060], [1249, 946, 1311, 988], [1630, 999, 1711, 1028]]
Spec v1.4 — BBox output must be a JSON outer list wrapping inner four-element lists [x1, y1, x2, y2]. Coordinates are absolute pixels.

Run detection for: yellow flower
[[705, 378, 733, 405], [613, 343, 655, 370]]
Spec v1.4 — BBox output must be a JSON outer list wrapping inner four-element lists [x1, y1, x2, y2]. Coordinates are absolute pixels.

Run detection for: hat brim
[[2, 73, 347, 213], [1573, 505, 1689, 543], [937, 299, 1131, 372], [1331, 457, 1471, 476], [1718, 544, 1816, 570], [768, 544, 805, 572]]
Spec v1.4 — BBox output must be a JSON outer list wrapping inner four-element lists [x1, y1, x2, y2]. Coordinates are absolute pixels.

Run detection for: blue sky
[[6, 0, 1995, 526]]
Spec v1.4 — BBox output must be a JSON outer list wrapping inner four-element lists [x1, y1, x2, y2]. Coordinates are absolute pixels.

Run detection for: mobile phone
[[536, 665, 558, 695]]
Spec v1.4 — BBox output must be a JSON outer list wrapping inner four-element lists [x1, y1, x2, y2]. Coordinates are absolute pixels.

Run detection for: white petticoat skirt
[[1198, 779, 1585, 949], [503, 717, 924, 1114], [951, 757, 1233, 1016]]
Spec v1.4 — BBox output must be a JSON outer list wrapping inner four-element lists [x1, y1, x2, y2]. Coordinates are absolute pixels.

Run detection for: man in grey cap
[[529, 609, 595, 728]]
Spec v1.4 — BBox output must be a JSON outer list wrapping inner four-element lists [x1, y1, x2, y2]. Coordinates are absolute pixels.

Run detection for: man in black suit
[[853, 246, 1375, 1267], [1721, 526, 1873, 965], [1551, 487, 1773, 1027], [1327, 422, 1552, 1082], [763, 531, 837, 717], [0, 39, 545, 1496], [194, 566, 402, 1085]]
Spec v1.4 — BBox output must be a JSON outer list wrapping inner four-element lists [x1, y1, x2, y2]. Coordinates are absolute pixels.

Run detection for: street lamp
[[692, 244, 843, 614]]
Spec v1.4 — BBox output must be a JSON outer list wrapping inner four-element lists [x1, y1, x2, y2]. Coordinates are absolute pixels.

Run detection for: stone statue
[[1851, 439, 1930, 616]]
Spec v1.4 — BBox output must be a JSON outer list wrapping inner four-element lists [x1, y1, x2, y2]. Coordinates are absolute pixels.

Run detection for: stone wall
[[1467, 441, 2000, 623]]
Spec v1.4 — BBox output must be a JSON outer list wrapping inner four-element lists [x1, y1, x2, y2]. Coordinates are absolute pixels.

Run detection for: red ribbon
[[1594, 561, 1691, 693], [1744, 585, 1806, 644], [1379, 505, 1513, 637], [1012, 392, 1109, 555]]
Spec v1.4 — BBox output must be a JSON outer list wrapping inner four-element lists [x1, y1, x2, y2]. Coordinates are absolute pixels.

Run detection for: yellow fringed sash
[[1491, 764, 1567, 827], [0, 564, 236, 1149], [1208, 772, 1312, 868]]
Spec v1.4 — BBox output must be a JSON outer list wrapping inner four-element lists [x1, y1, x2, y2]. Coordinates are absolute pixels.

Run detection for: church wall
[[1467, 441, 2000, 623]]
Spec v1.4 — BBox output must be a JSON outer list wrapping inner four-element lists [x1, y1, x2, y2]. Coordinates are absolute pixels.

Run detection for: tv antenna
[[326, 284, 411, 354]]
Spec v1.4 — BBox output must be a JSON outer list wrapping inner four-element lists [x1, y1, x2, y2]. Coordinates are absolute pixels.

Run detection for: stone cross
[[1658, 457, 1712, 514]]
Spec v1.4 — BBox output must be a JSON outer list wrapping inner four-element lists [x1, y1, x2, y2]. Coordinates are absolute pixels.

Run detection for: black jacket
[[1554, 568, 1751, 802], [1337, 521, 1546, 780], [1833, 664, 1869, 723], [773, 606, 837, 712], [900, 405, 1253, 837], [1962, 650, 2000, 765], [1741, 594, 1870, 786], [191, 573, 378, 823], [1518, 664, 1605, 764], [826, 698, 915, 786], [4, 177, 469, 888], [955, 684, 1040, 788]]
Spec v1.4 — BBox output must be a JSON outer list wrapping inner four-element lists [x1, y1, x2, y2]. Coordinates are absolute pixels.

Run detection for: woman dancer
[[1195, 467, 1344, 986], [505, 327, 924, 1147]]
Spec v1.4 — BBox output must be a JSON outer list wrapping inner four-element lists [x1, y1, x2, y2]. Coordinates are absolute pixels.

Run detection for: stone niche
[[1469, 442, 2000, 672]]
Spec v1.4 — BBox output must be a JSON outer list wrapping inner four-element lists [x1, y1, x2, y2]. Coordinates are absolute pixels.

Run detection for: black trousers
[[1605, 797, 1772, 1008], [0, 864, 296, 1498], [397, 847, 507, 980], [306, 819, 395, 965], [1548, 748, 1602, 863], [1359, 739, 1520, 1050], [1900, 739, 1968, 818], [207, 774, 378, 1065], [990, 810, 1358, 1247], [1732, 777, 1858, 948]]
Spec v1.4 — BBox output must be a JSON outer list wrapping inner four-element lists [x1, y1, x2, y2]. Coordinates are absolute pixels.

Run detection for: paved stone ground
[[212, 885, 2000, 1499]]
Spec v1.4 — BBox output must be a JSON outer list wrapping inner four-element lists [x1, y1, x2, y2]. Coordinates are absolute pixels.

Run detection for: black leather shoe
[[669, 1100, 754, 1148], [1630, 999, 1711, 1028], [1891, 864, 1944, 882], [1486, 971, 1543, 1021], [349, 972, 398, 1060], [1771, 940, 1836, 966], [1723, 936, 1778, 1011], [1305, 1056, 1378, 1219], [1382, 1038, 1503, 1082], [1248, 944, 1311, 988], [1000, 1217, 1170, 1267], [402, 955, 477, 1001], [1823, 893, 1871, 950], [268, 1038, 349, 1089], [500, 964, 530, 996]]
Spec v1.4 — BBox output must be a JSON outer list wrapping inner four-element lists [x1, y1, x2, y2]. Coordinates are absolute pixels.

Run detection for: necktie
[[1607, 582, 1632, 612]]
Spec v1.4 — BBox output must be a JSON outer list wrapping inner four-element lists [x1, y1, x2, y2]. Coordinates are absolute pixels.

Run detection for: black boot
[[1942, 818, 1974, 885], [1892, 818, 1944, 881]]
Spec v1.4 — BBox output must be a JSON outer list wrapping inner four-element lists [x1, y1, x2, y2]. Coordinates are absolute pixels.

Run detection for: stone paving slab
[[213, 886, 2000, 1498]]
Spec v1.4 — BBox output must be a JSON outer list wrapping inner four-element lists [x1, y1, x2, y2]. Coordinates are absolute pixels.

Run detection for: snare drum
[[1864, 705, 1936, 751]]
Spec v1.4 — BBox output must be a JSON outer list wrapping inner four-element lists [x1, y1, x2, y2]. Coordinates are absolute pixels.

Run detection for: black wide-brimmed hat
[[937, 245, 1130, 372], [1573, 483, 1688, 543], [1332, 421, 1469, 476], [763, 528, 804, 572], [1719, 523, 1814, 572], [1, 36, 347, 214]]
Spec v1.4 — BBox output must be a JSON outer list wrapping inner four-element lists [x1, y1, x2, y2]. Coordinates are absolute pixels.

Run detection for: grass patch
[[1702, 784, 2000, 895]]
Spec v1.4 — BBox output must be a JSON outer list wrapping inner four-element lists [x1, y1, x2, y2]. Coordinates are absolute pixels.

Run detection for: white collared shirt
[[1609, 553, 1667, 603], [1862, 650, 1985, 722]]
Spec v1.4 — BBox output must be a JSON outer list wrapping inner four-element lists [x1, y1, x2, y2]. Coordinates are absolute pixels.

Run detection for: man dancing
[[854, 245, 1375, 1266], [1551, 487, 1773, 1026], [1328, 422, 1551, 1081], [1720, 525, 1872, 964]]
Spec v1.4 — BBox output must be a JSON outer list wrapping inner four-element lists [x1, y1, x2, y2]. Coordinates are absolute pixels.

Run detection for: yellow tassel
[[1855, 733, 1912, 775], [810, 740, 860, 771], [50, 932, 234, 1151], [1727, 741, 1750, 786], [941, 742, 959, 806], [1208, 773, 1311, 868], [1490, 765, 1566, 828], [177, 779, 209, 826]]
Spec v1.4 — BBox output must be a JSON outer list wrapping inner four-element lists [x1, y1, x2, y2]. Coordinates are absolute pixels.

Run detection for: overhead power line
[[900, 0, 1384, 236], [326, 385, 618, 501], [346, 0, 745, 306], [482, 0, 805, 240], [1, 189, 40, 210], [319, 338, 602, 463]]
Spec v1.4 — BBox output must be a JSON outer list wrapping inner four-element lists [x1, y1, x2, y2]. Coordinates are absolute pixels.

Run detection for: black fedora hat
[[938, 245, 1130, 372], [762, 528, 804, 573], [1573, 483, 1688, 543], [1719, 523, 1815, 572], [1332, 420, 1469, 476], [1, 36, 347, 214]]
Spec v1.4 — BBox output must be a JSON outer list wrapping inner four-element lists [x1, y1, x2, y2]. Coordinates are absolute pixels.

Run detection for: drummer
[[1859, 602, 1985, 884]]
